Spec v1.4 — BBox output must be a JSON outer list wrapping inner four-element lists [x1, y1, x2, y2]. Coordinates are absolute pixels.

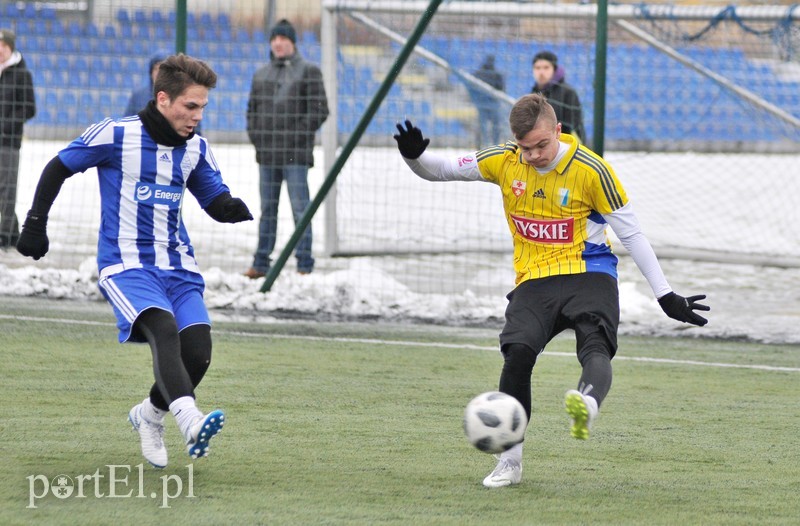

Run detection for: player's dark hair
[[509, 93, 557, 139], [153, 54, 217, 101]]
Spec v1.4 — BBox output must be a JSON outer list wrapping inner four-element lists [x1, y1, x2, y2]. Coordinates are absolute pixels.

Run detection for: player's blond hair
[[509, 94, 557, 140]]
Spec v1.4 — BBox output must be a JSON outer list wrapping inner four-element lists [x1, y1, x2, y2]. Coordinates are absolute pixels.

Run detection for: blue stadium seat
[[234, 28, 250, 43], [99, 92, 113, 110], [134, 25, 151, 39], [152, 10, 165, 25], [61, 92, 77, 108], [104, 25, 117, 39], [61, 37, 78, 53], [218, 12, 231, 29], [154, 25, 171, 41], [79, 92, 95, 109], [44, 91, 58, 108], [134, 10, 148, 25], [3, 3, 19, 18], [117, 9, 130, 24], [55, 109, 71, 125], [35, 108, 52, 124]]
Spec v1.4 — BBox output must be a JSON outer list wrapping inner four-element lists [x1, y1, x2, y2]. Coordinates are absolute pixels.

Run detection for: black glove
[[205, 193, 254, 223], [393, 120, 430, 159], [16, 212, 49, 260], [658, 292, 709, 326]]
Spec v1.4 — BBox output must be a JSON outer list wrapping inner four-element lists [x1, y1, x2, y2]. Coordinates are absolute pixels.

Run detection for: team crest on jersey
[[559, 188, 569, 206], [180, 156, 193, 178], [457, 155, 474, 167], [511, 180, 526, 197]]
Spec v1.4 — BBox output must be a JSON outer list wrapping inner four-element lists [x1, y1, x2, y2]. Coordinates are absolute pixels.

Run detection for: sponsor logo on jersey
[[457, 155, 474, 167], [134, 182, 183, 208], [511, 179, 526, 197], [533, 188, 546, 199], [510, 214, 574, 244], [159, 152, 171, 162]]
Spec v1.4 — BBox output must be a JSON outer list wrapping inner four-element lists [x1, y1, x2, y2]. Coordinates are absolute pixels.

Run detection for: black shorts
[[499, 272, 620, 357]]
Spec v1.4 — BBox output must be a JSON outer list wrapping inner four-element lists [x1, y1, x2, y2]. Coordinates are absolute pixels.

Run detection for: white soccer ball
[[463, 391, 528, 454]]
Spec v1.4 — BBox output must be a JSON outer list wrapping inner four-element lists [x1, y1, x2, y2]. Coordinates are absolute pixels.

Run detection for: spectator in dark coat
[[531, 51, 586, 144], [0, 29, 35, 248], [245, 19, 329, 278], [467, 54, 506, 146]]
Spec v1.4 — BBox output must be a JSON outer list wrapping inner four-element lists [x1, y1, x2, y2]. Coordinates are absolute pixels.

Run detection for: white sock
[[585, 394, 599, 416], [141, 397, 165, 423], [500, 442, 523, 465], [169, 396, 204, 441]]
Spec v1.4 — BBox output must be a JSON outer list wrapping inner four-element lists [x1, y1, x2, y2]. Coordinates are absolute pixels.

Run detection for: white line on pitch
[[3, 314, 799, 373]]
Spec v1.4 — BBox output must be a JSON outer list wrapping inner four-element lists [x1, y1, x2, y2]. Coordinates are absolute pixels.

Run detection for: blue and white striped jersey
[[58, 116, 230, 276]]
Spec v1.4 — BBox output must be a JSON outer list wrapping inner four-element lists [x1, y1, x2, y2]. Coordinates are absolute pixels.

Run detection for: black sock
[[498, 343, 538, 420], [135, 308, 194, 408], [577, 348, 612, 407]]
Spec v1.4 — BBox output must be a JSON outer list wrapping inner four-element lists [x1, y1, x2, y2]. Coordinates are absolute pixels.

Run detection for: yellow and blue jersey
[[476, 134, 628, 285]]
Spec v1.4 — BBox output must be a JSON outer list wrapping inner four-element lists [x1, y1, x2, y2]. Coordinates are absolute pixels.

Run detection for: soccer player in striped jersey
[[394, 94, 709, 488], [17, 54, 253, 468]]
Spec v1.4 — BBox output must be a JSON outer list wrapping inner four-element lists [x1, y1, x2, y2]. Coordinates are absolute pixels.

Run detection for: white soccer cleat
[[186, 410, 225, 459], [128, 401, 167, 468], [564, 389, 598, 440], [482, 457, 522, 488]]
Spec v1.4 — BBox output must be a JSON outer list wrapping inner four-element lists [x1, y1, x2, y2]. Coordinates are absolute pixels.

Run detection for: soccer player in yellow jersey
[[394, 94, 709, 488]]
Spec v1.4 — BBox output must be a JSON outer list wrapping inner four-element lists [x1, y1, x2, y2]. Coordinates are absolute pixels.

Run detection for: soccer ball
[[463, 391, 527, 454]]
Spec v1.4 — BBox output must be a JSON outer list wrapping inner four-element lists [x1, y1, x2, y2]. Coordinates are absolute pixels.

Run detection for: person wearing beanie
[[0, 28, 36, 248], [531, 50, 586, 144], [245, 18, 329, 278], [270, 18, 297, 44]]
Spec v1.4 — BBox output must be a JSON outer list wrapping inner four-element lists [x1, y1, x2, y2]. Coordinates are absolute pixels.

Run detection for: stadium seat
[[3, 3, 19, 18], [23, 3, 36, 18], [154, 25, 171, 41], [117, 9, 130, 24], [61, 91, 77, 107], [55, 109, 71, 125], [35, 108, 52, 124], [218, 12, 231, 29], [44, 91, 58, 108], [79, 92, 95, 109]]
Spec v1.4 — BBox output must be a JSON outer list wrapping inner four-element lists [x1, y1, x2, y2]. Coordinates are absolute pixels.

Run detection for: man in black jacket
[[531, 51, 586, 144], [245, 19, 329, 278], [0, 29, 35, 248]]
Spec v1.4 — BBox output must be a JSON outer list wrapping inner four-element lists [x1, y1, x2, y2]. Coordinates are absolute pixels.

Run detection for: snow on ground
[[2, 142, 799, 344]]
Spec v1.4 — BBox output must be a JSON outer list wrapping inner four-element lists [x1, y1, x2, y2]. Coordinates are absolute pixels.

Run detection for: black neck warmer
[[138, 100, 194, 147]]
